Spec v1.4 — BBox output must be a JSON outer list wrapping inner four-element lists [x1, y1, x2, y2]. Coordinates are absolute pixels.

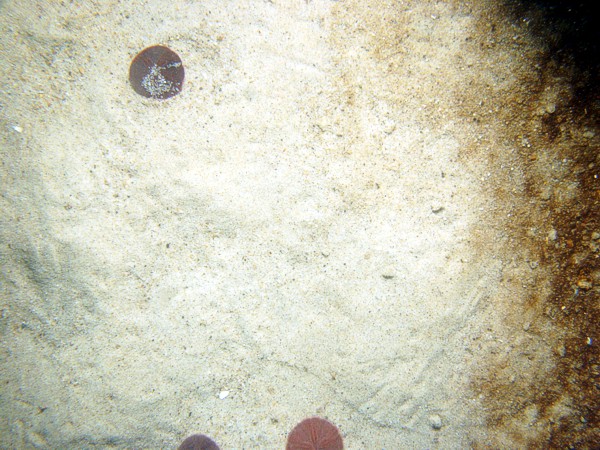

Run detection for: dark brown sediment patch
[[463, 1, 599, 447]]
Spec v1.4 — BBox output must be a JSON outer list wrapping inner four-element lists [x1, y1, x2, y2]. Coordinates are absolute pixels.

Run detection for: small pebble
[[218, 390, 229, 400], [577, 279, 592, 290], [540, 188, 552, 200], [381, 265, 395, 279], [429, 414, 442, 430], [382, 118, 396, 134], [12, 125, 23, 133]]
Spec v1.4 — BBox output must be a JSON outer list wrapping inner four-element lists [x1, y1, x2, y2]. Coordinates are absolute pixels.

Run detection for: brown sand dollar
[[129, 45, 184, 99], [177, 434, 220, 450], [286, 417, 344, 450]]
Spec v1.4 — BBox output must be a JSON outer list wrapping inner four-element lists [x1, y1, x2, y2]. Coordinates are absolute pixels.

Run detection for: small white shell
[[218, 390, 229, 400]]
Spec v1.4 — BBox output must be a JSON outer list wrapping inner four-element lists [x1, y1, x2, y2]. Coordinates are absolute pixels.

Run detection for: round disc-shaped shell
[[177, 434, 220, 450], [286, 417, 344, 450], [129, 45, 184, 99]]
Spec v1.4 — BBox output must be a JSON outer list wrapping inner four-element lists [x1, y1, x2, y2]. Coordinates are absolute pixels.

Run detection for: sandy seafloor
[[1, 0, 598, 448]]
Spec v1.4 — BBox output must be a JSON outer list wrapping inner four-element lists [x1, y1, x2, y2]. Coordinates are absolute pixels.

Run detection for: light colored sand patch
[[2, 0, 596, 448]]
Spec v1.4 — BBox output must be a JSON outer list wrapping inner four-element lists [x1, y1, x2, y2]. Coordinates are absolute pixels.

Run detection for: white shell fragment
[[218, 390, 229, 400]]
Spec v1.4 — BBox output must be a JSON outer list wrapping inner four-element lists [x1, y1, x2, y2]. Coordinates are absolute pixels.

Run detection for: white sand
[[1, 0, 595, 448]]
